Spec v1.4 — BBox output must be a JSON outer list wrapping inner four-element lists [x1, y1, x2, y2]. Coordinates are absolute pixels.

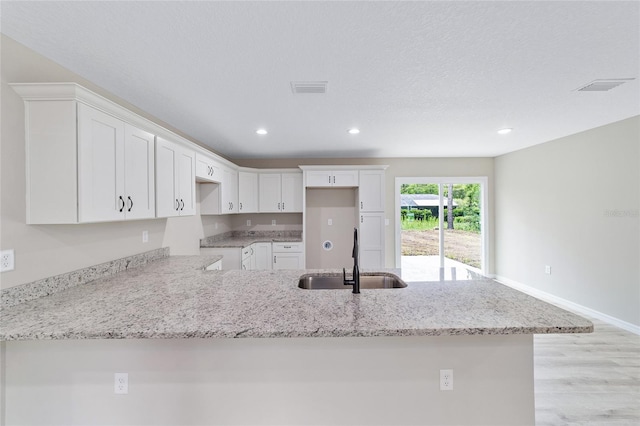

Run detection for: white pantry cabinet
[[17, 95, 155, 224], [238, 171, 258, 213], [258, 172, 303, 212], [156, 137, 196, 217], [358, 170, 385, 212]]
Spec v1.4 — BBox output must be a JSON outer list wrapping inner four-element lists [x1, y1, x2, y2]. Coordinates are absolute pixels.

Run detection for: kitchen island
[[1, 255, 592, 425]]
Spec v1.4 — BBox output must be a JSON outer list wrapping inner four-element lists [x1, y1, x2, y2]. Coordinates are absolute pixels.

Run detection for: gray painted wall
[[494, 116, 640, 327]]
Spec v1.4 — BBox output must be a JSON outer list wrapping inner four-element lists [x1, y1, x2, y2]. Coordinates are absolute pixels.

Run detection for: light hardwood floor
[[534, 317, 640, 425]]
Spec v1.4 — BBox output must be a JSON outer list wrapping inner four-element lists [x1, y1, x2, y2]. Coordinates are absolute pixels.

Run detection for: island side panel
[[4, 335, 534, 425]]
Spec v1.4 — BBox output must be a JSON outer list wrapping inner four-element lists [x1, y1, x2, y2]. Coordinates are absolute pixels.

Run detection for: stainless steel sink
[[298, 274, 407, 290]]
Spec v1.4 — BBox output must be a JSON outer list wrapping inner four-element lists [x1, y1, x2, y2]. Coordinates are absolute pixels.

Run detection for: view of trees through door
[[400, 182, 482, 271]]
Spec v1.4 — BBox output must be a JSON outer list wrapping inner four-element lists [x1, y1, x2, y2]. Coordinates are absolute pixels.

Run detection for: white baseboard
[[495, 275, 640, 336]]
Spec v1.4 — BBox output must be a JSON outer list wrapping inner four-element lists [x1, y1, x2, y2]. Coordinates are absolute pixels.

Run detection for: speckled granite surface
[[1, 248, 171, 309], [0, 255, 593, 341], [200, 231, 302, 248]]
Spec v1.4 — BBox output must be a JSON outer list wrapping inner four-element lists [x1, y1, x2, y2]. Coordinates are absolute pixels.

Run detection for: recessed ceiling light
[[348, 128, 360, 135], [256, 129, 268, 135], [497, 128, 512, 135]]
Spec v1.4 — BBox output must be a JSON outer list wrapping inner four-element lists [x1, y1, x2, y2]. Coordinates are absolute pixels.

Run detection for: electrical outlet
[[142, 231, 149, 243], [246, 219, 251, 226], [328, 218, 333, 226], [272, 219, 276, 226], [545, 265, 551, 275], [1, 249, 15, 272], [114, 373, 128, 394], [215, 222, 218, 230], [440, 369, 453, 390]]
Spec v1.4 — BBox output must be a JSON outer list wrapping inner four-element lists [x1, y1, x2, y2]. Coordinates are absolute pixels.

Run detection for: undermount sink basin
[[298, 274, 407, 290]]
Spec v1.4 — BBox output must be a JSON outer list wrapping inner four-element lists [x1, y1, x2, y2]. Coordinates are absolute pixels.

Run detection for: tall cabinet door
[[77, 103, 125, 223], [178, 149, 196, 216], [238, 171, 258, 213], [155, 137, 179, 218], [259, 173, 281, 212], [359, 213, 385, 268], [359, 170, 385, 212], [124, 124, 155, 220], [281, 173, 303, 212]]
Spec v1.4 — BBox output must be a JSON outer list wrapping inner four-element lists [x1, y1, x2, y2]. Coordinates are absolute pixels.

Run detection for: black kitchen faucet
[[343, 227, 360, 294]]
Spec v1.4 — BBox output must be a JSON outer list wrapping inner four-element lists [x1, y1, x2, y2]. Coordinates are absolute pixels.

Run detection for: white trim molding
[[496, 276, 640, 335]]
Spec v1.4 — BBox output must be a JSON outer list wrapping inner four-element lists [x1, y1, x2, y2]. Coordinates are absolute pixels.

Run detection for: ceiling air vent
[[576, 78, 635, 92], [291, 81, 328, 94]]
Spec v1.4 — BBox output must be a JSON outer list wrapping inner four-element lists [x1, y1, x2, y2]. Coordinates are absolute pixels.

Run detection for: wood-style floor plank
[[534, 317, 640, 425]]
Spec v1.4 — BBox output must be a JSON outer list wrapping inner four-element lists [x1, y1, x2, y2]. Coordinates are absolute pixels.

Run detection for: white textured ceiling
[[1, 1, 638, 159]]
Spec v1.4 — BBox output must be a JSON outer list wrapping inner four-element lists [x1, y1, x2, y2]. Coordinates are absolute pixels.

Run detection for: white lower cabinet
[[205, 259, 222, 271], [252, 243, 273, 270], [272, 242, 304, 270]]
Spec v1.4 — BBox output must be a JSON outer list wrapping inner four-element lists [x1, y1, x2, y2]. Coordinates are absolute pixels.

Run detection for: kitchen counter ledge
[[0, 255, 593, 341]]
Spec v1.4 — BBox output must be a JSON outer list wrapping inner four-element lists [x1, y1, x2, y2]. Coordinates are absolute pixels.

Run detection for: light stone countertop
[[200, 231, 302, 248], [0, 255, 593, 341]]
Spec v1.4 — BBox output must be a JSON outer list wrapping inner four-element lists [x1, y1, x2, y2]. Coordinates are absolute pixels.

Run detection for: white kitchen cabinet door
[[156, 137, 195, 217], [177, 149, 196, 216], [273, 252, 304, 270], [77, 103, 125, 223], [258, 173, 282, 212], [359, 213, 385, 269], [281, 172, 303, 212], [305, 170, 333, 187], [358, 170, 385, 212], [195, 153, 221, 183], [222, 167, 239, 213], [238, 171, 258, 213], [253, 243, 272, 270], [123, 124, 155, 220], [305, 170, 358, 187], [332, 170, 359, 187]]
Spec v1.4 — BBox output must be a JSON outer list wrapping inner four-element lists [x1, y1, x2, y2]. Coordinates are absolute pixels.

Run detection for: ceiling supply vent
[[576, 78, 635, 92], [290, 81, 328, 94]]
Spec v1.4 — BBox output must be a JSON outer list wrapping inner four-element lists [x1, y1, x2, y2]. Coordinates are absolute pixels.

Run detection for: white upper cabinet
[[305, 170, 359, 187], [358, 170, 385, 212], [122, 124, 156, 220], [281, 173, 303, 212], [238, 171, 258, 213], [221, 166, 239, 213], [195, 153, 222, 183], [17, 92, 156, 224], [259, 172, 303, 213], [156, 137, 195, 217]]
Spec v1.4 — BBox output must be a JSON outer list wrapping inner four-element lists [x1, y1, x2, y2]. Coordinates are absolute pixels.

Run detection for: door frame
[[394, 176, 490, 274]]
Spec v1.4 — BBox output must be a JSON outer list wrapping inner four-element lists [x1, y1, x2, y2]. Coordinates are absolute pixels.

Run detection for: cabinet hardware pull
[[180, 199, 185, 211], [278, 202, 280, 210], [119, 196, 125, 212], [333, 175, 336, 184], [176, 199, 179, 211], [282, 202, 285, 211], [274, 256, 276, 263], [128, 196, 133, 212], [361, 201, 363, 209], [239, 202, 243, 210], [328, 175, 331, 184], [361, 216, 363, 223]]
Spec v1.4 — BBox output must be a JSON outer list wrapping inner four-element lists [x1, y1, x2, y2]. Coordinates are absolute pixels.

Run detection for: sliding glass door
[[396, 177, 487, 280]]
